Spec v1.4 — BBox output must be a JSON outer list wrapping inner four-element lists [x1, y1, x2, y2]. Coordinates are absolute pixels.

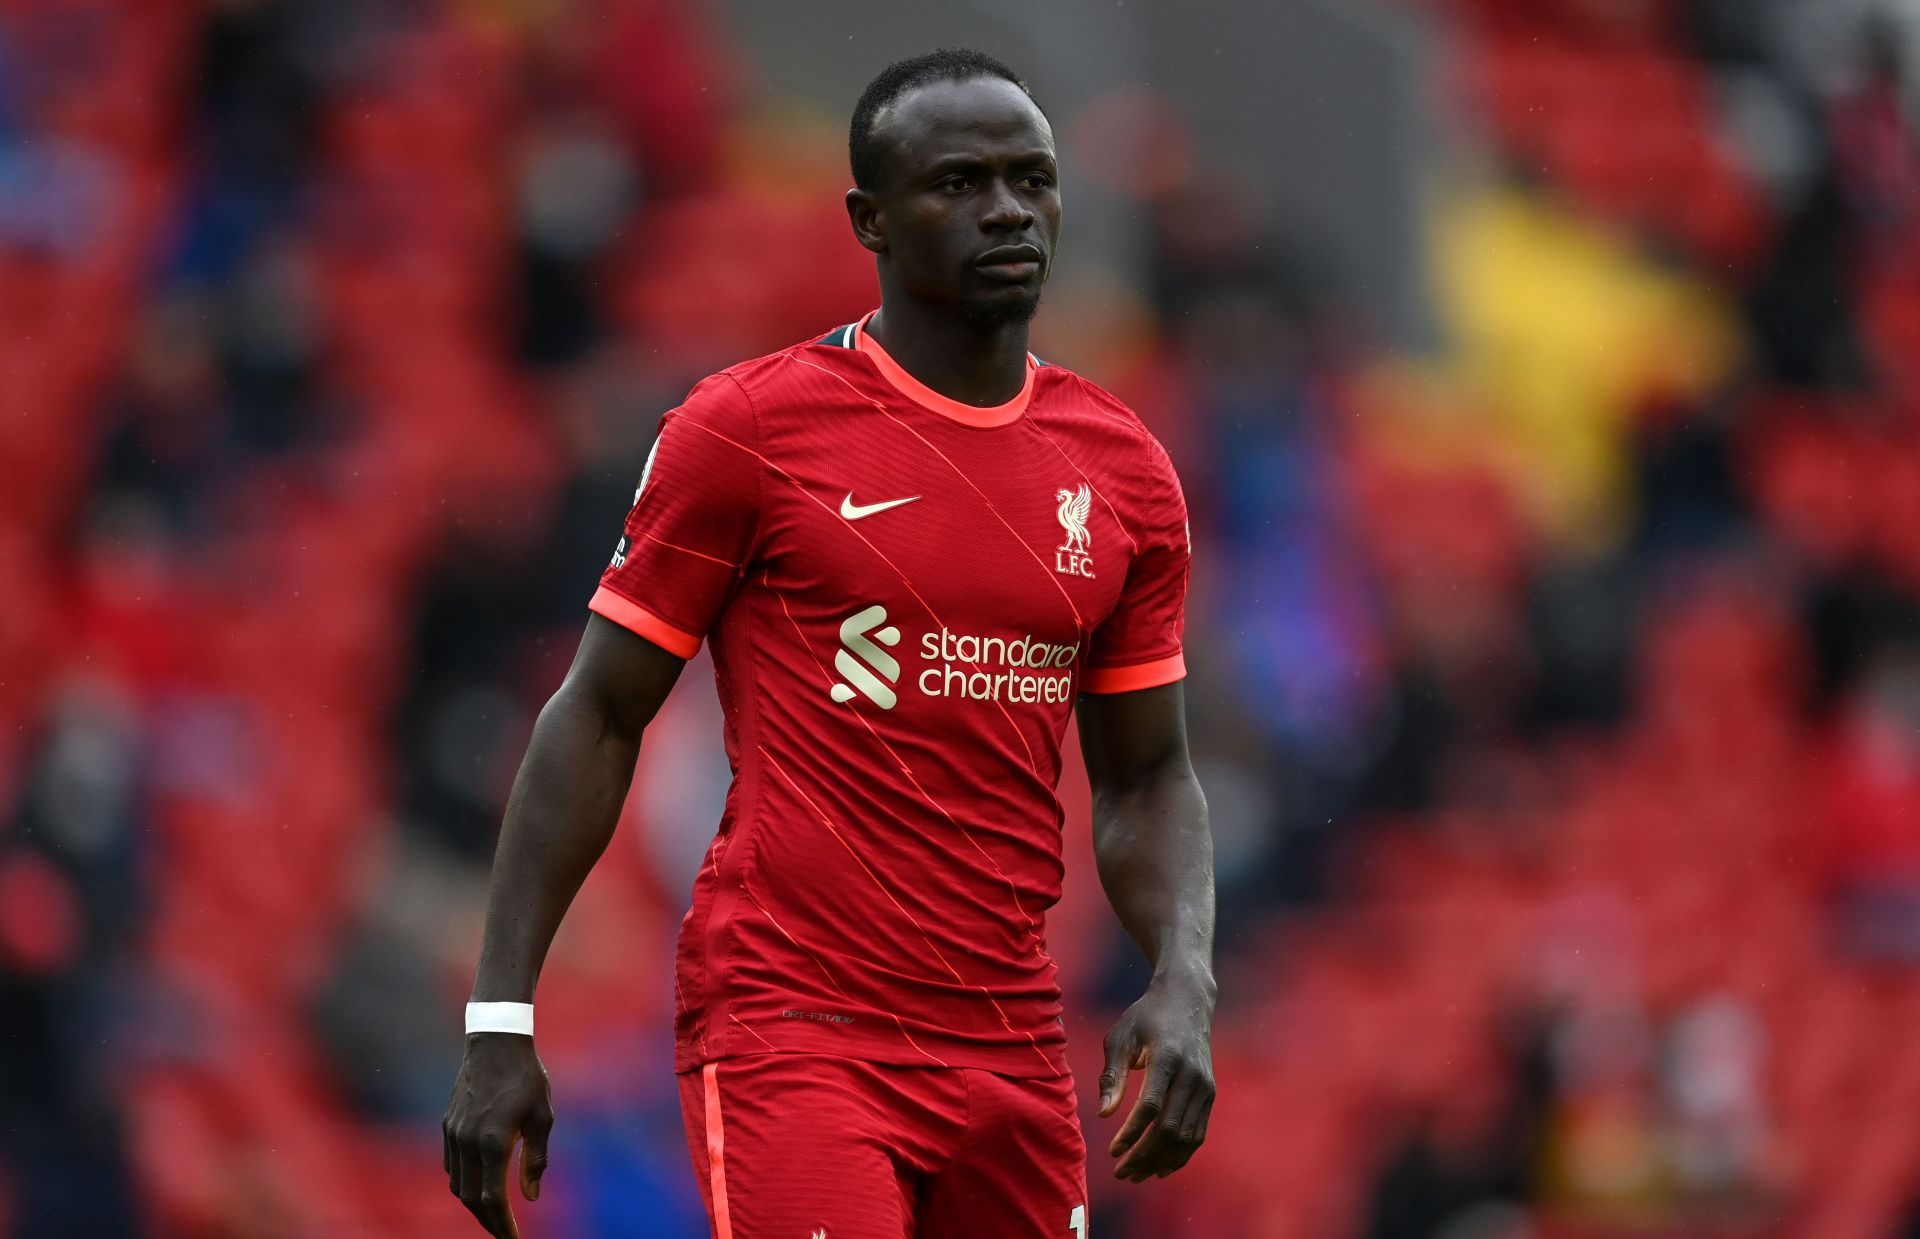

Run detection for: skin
[[1079, 682, 1216, 1182], [850, 75, 1216, 1179], [443, 618, 684, 1238], [443, 72, 1216, 1237], [845, 75, 1062, 406]]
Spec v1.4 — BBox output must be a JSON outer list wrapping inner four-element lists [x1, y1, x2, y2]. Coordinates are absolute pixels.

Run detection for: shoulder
[[662, 367, 754, 435], [703, 326, 867, 414], [657, 329, 855, 438], [1033, 363, 1181, 485]]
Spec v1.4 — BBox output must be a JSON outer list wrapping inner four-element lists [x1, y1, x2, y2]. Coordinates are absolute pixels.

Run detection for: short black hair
[[849, 48, 1040, 192]]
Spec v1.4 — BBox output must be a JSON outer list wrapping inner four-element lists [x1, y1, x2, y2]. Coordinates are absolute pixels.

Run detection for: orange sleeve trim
[[1082, 651, 1187, 694], [588, 585, 703, 659]]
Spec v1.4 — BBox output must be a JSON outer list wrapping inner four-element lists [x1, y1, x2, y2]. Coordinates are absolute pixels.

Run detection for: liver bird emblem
[[1055, 483, 1092, 554]]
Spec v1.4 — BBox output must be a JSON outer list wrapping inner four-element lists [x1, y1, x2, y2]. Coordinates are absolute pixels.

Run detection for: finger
[[449, 1119, 470, 1200], [1154, 1089, 1215, 1180], [1117, 1068, 1197, 1181], [1154, 1141, 1200, 1179], [1098, 1022, 1137, 1117], [457, 1133, 484, 1221], [1149, 1081, 1204, 1179], [1107, 1053, 1172, 1159], [1192, 1092, 1215, 1146], [478, 1134, 522, 1239], [520, 1103, 553, 1201]]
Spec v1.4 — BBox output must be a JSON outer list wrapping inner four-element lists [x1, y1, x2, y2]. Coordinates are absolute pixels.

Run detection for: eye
[[939, 176, 973, 193], [1019, 172, 1054, 190]]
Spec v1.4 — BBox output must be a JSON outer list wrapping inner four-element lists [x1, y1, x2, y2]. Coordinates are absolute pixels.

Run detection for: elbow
[[545, 678, 646, 755], [1092, 749, 1199, 806], [1090, 761, 1208, 859]]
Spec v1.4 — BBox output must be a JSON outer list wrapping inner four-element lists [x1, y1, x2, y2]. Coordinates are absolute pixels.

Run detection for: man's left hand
[[1098, 977, 1215, 1182]]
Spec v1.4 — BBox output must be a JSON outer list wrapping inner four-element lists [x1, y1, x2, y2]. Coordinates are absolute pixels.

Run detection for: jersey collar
[[849, 309, 1036, 428]]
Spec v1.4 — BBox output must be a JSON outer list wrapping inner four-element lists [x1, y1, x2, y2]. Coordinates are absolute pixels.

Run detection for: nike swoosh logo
[[840, 492, 921, 520]]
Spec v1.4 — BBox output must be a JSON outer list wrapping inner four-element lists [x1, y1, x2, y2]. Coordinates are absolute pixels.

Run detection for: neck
[[865, 295, 1031, 407]]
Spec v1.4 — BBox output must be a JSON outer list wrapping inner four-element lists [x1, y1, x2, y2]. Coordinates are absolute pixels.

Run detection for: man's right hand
[[447, 620, 681, 1233], [443, 1033, 555, 1238]]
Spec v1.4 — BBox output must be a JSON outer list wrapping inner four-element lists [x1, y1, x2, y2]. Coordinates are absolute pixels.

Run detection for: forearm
[[1092, 761, 1216, 1001], [469, 685, 642, 1003]]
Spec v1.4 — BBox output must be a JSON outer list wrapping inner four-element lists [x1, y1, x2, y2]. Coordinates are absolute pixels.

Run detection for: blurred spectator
[[1366, 1108, 1516, 1239], [392, 521, 555, 860], [1820, 643, 1920, 958], [1661, 996, 1778, 1216], [512, 117, 638, 367], [308, 834, 466, 1121], [91, 295, 236, 548], [0, 678, 149, 1235]]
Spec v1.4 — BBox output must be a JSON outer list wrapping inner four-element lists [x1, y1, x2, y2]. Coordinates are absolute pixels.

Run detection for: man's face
[[853, 76, 1062, 325]]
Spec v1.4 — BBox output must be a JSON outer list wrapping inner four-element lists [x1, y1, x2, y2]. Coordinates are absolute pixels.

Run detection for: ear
[[845, 187, 887, 256]]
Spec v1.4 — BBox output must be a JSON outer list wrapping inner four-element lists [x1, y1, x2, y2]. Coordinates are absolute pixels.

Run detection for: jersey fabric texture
[[589, 311, 1191, 1080], [678, 1053, 1086, 1239]]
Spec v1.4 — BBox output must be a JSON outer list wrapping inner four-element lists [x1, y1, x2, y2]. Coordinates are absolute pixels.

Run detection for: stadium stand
[[3, 0, 1920, 1235]]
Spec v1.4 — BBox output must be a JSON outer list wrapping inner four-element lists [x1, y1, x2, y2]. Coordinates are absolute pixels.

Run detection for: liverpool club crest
[[1054, 484, 1094, 578]]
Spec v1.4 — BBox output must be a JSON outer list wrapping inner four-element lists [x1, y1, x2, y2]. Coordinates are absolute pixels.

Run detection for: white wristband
[[466, 1001, 534, 1036]]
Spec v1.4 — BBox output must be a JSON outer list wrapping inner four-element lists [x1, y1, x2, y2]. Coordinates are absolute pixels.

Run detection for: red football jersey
[[590, 312, 1190, 1079]]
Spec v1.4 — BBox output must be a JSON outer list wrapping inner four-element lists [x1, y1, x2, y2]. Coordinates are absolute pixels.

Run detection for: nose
[[980, 177, 1034, 233]]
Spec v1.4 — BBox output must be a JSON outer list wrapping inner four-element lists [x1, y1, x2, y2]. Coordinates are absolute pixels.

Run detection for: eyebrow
[[922, 150, 1058, 175]]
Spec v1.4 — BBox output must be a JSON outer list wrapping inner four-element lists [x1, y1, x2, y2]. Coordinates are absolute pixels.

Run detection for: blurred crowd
[[2, 0, 1920, 1235]]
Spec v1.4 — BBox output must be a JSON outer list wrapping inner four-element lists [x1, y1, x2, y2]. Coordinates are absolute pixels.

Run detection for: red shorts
[[677, 1053, 1089, 1238]]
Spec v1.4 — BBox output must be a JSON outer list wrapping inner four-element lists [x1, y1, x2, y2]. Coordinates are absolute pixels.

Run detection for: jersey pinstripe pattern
[[590, 313, 1190, 1077]]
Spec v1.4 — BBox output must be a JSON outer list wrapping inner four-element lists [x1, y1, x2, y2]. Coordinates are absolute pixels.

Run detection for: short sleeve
[[1082, 442, 1190, 694], [588, 373, 760, 658]]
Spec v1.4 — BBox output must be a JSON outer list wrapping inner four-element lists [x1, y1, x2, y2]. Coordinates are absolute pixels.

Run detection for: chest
[[752, 409, 1131, 644]]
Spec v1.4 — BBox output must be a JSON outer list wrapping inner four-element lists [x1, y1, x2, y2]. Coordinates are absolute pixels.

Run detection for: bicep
[[557, 613, 691, 743], [1076, 680, 1192, 801]]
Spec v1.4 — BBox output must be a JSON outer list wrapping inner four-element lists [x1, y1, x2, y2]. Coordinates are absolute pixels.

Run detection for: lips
[[974, 244, 1044, 268], [973, 244, 1044, 282]]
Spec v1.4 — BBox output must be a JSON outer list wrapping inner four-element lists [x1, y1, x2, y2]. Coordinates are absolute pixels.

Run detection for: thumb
[[520, 1106, 553, 1202], [1099, 1022, 1135, 1117]]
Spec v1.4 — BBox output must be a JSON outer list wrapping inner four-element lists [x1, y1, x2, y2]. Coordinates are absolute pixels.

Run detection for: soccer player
[[443, 48, 1216, 1238]]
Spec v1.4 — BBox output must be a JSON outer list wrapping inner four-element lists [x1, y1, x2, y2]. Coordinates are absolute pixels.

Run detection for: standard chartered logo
[[919, 626, 1079, 703], [827, 603, 1079, 709], [830, 604, 902, 708]]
